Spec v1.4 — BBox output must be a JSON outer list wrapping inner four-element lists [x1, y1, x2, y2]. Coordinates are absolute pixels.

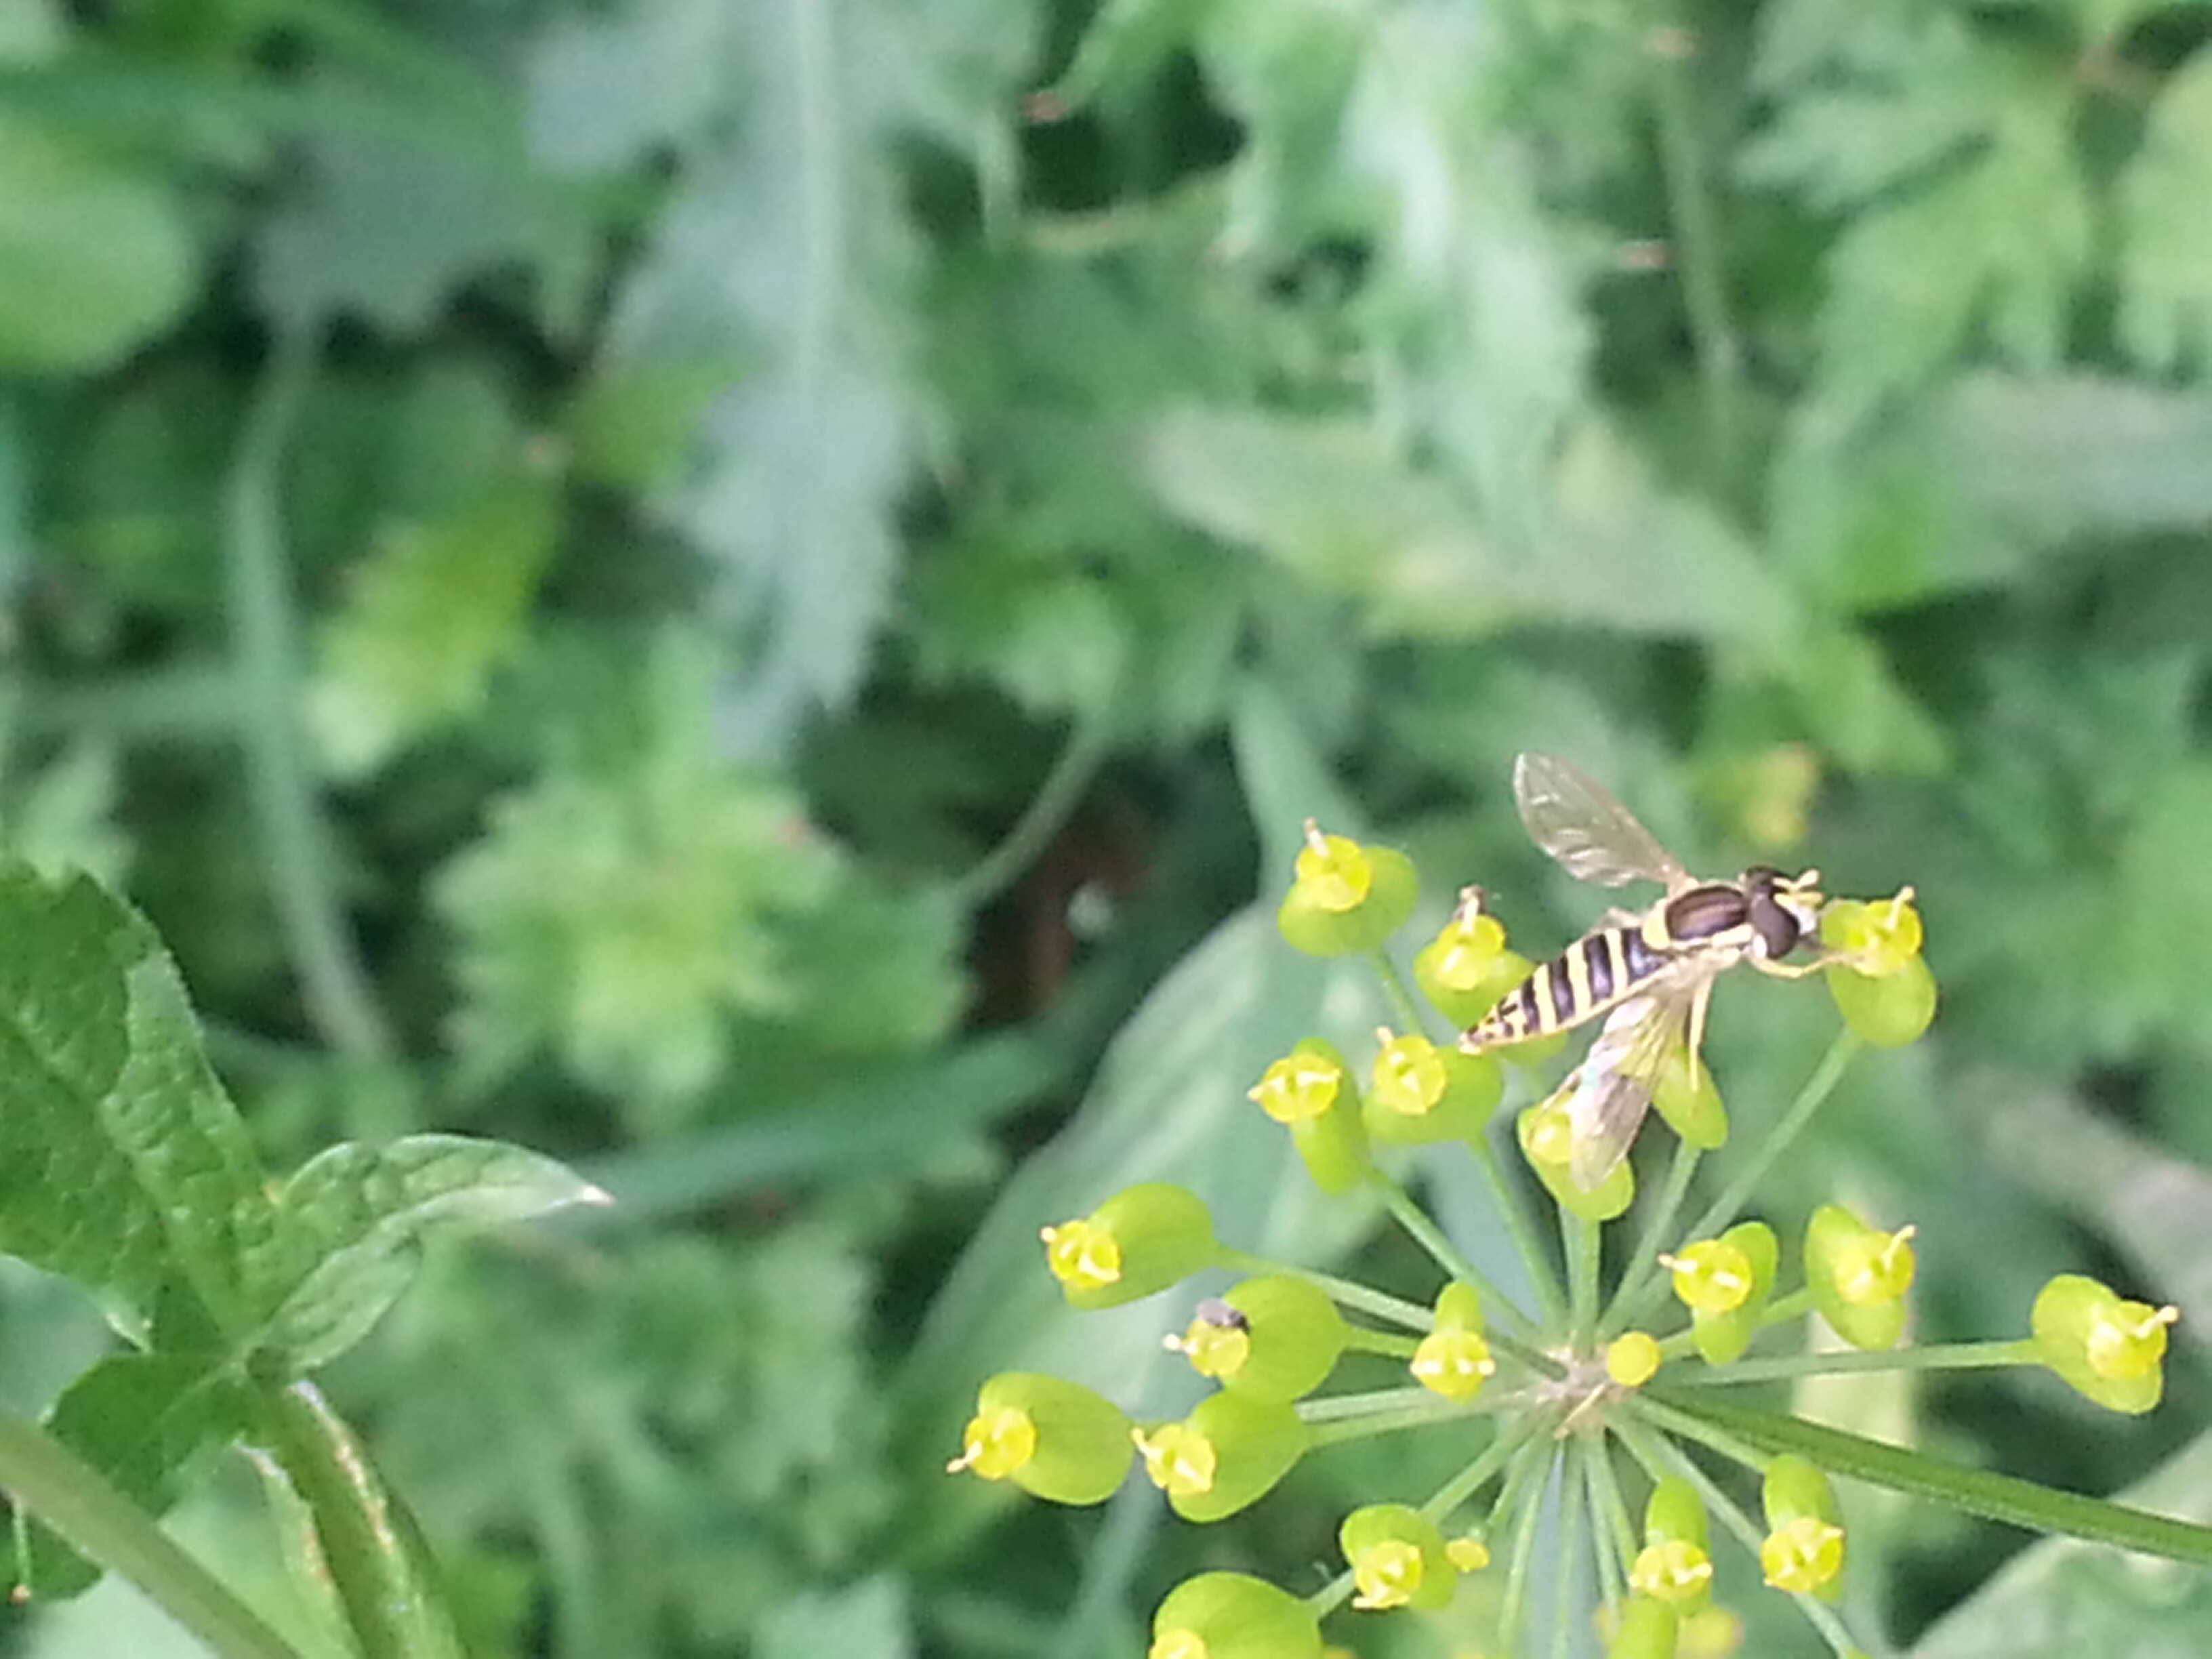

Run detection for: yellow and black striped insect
[[1458, 752, 1827, 1187]]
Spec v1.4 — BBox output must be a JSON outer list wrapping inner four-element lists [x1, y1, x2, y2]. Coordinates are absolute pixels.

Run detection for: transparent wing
[[1565, 981, 1698, 1190], [1514, 752, 1689, 892]]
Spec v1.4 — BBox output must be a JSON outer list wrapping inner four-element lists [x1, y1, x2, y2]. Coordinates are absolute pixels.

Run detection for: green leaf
[[254, 77, 596, 338], [1946, 375, 2212, 545], [256, 1134, 609, 1373], [0, 112, 198, 373], [14, 1354, 247, 1600], [757, 1574, 913, 1659], [2118, 50, 2212, 376], [1645, 1390, 2212, 1568], [308, 476, 559, 777], [1908, 1430, 2212, 1657], [0, 863, 279, 1340]]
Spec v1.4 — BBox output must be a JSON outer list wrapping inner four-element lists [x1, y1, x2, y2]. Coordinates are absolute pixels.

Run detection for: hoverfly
[[1457, 752, 1827, 1188]]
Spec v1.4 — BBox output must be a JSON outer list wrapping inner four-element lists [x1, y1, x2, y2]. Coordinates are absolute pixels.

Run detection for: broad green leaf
[[2118, 51, 2212, 376], [1908, 1431, 2212, 1658], [256, 1135, 609, 1373], [1142, 407, 1793, 645], [308, 476, 559, 777], [1947, 376, 2212, 545], [757, 1574, 913, 1659], [14, 1354, 246, 1599], [0, 113, 197, 373], [525, 0, 733, 173], [0, 863, 277, 1340]]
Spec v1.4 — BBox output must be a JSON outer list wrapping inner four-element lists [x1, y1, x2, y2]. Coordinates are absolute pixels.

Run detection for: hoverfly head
[[1744, 866, 1824, 958]]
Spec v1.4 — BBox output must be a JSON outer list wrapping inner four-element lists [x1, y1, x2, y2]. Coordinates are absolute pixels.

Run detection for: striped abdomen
[[1462, 923, 1673, 1049]]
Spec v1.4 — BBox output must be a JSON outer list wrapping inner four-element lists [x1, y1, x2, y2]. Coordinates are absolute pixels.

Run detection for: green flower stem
[[1340, 1324, 1422, 1359], [1499, 1438, 1559, 1657], [1600, 1140, 1702, 1337], [1551, 1442, 1588, 1659], [1620, 1031, 1860, 1330], [947, 699, 1115, 910], [1370, 947, 1432, 1039], [0, 1408, 302, 1659], [1627, 1393, 1771, 1473], [1673, 1338, 2041, 1387], [1220, 1250, 1431, 1331], [1419, 1414, 1549, 1530], [1301, 1565, 1358, 1620], [1372, 1172, 1540, 1340], [1645, 1388, 2212, 1568], [1585, 1432, 1639, 1602], [1567, 1206, 1601, 1347], [1756, 1287, 1815, 1329], [1469, 1134, 1571, 1327], [257, 1380, 462, 1659], [222, 325, 394, 1063], [1304, 1397, 1510, 1447], [1613, 1414, 1861, 1658], [1300, 1385, 1506, 1425]]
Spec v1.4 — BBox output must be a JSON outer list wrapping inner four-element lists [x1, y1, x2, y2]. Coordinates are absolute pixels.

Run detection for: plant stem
[[1612, 1414, 1862, 1657], [1419, 1414, 1548, 1529], [1568, 1206, 1601, 1347], [1643, 3, 1743, 497], [1373, 1171, 1538, 1338], [1218, 1249, 1432, 1330], [1341, 1324, 1422, 1359], [1551, 1440, 1588, 1659], [1620, 1031, 1859, 1330], [1601, 1139, 1700, 1336], [256, 1380, 462, 1659], [1370, 947, 1432, 1039], [1672, 1338, 2041, 1387], [947, 702, 1114, 910], [1586, 1431, 1641, 1600], [1305, 1397, 1509, 1447], [0, 1409, 302, 1659], [1469, 1134, 1570, 1327], [222, 326, 392, 1062], [1499, 1437, 1557, 1656]]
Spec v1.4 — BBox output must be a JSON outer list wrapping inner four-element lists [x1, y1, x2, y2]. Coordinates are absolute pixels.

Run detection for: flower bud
[[1759, 1455, 1845, 1599], [1821, 892, 1935, 1047], [1606, 1595, 1680, 1659], [1132, 1393, 1310, 1523], [2031, 1273, 2179, 1415], [1250, 1040, 1374, 1193], [1414, 888, 1536, 1026], [1409, 1282, 1495, 1403], [1277, 823, 1417, 956], [1364, 1029, 1503, 1145], [1662, 1221, 1777, 1366], [1517, 1088, 1635, 1221], [1043, 1183, 1218, 1310], [1630, 1477, 1713, 1612], [1606, 1330, 1663, 1387], [1340, 1502, 1456, 1610], [1149, 1572, 1322, 1659], [948, 1373, 1132, 1504], [1805, 1205, 1914, 1351], [1168, 1276, 1347, 1402]]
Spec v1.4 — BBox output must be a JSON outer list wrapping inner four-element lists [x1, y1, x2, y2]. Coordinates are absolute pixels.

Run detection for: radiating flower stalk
[[951, 825, 2210, 1658]]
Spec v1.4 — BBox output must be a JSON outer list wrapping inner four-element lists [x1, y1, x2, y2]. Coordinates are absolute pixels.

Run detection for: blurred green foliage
[[3, 0, 2211, 1654]]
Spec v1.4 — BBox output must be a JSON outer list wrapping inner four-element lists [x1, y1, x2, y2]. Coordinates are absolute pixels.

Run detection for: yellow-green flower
[[2032, 1273, 2179, 1414], [1821, 888, 1936, 1046]]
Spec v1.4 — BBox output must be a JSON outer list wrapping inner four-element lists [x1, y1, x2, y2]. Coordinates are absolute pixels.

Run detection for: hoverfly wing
[[1565, 987, 1694, 1190], [1513, 752, 1690, 893]]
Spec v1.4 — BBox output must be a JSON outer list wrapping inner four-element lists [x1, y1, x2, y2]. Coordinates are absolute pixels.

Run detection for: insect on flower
[[1459, 752, 1828, 1189]]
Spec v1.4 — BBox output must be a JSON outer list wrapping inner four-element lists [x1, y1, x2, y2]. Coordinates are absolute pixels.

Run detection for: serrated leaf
[[14, 1353, 247, 1600], [308, 477, 558, 777], [2119, 52, 2212, 375], [0, 113, 198, 374], [256, 1135, 607, 1372], [255, 75, 595, 337], [0, 864, 278, 1340]]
